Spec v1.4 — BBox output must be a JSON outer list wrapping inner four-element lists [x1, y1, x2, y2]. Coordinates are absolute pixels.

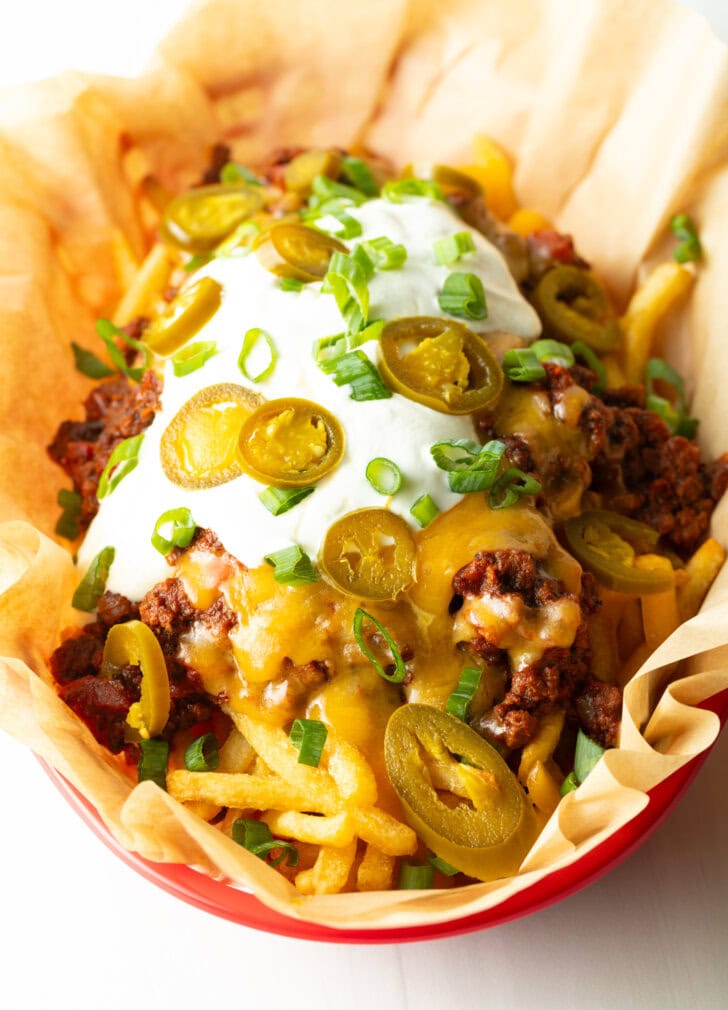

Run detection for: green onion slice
[[311, 174, 368, 206], [430, 438, 506, 494], [259, 485, 316, 517], [289, 718, 328, 767], [71, 341, 115, 379], [264, 545, 318, 585], [645, 357, 698, 437], [445, 666, 483, 721], [352, 608, 407, 684], [572, 340, 607, 394], [184, 733, 220, 772], [488, 467, 542, 509], [232, 818, 299, 867], [502, 348, 546, 383], [574, 729, 605, 784], [238, 327, 278, 383], [95, 318, 149, 383], [670, 212, 702, 264], [214, 220, 262, 258], [357, 236, 407, 271], [183, 253, 210, 273], [302, 200, 363, 240], [220, 161, 263, 186], [97, 435, 144, 499], [531, 338, 575, 367], [382, 178, 444, 203], [72, 546, 115, 612], [55, 489, 82, 540], [151, 507, 197, 556], [409, 493, 440, 528], [280, 276, 304, 293], [341, 156, 379, 196], [433, 231, 476, 266], [438, 272, 488, 321], [313, 319, 385, 366], [559, 770, 579, 796], [365, 457, 403, 496], [171, 340, 218, 377], [138, 738, 169, 790], [323, 250, 371, 334], [427, 853, 460, 877], [319, 349, 391, 402], [397, 862, 435, 890]]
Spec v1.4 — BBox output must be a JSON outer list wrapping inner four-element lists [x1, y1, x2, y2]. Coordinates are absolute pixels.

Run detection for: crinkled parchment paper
[[1, 0, 728, 929]]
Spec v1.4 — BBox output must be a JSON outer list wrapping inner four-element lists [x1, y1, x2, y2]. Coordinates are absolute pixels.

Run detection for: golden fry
[[261, 810, 355, 848], [298, 840, 357, 895], [351, 807, 418, 857], [217, 727, 254, 774], [635, 554, 679, 651], [518, 709, 565, 786], [621, 261, 694, 383], [678, 538, 726, 621], [167, 770, 338, 814], [524, 760, 562, 817], [326, 736, 378, 808], [356, 844, 396, 892], [113, 242, 178, 326]]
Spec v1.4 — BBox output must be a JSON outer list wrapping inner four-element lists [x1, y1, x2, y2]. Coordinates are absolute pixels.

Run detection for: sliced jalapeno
[[532, 265, 621, 351], [563, 510, 674, 594], [254, 222, 347, 282], [160, 183, 264, 253], [430, 164, 483, 201], [384, 705, 538, 881], [379, 316, 503, 415], [320, 508, 416, 600], [144, 277, 222, 357], [160, 383, 263, 489], [284, 150, 342, 195], [102, 620, 170, 739], [237, 397, 344, 488]]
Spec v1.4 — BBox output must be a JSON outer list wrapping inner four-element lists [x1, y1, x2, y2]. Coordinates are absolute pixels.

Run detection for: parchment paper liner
[[1, 0, 728, 929]]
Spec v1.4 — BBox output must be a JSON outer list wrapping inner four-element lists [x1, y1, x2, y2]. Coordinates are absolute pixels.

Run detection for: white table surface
[[2, 3, 727, 1008]]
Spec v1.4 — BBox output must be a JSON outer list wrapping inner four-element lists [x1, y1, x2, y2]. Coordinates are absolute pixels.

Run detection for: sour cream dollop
[[78, 196, 541, 600]]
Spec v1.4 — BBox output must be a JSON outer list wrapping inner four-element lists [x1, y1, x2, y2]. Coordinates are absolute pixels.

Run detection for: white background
[[1, 2, 727, 1008]]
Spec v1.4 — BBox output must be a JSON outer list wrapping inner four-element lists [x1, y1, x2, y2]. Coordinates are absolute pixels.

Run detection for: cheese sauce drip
[[79, 196, 541, 600]]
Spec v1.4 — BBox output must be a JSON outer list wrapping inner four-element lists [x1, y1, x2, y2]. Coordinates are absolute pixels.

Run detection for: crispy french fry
[[587, 588, 628, 682], [620, 641, 653, 686], [621, 261, 694, 383], [635, 554, 679, 651], [678, 538, 726, 621], [182, 800, 221, 821], [113, 242, 177, 325], [459, 134, 517, 219], [167, 770, 338, 814], [261, 810, 355, 848], [525, 760, 562, 817], [294, 867, 316, 895], [618, 597, 644, 661], [217, 727, 255, 774], [507, 208, 552, 236], [109, 228, 140, 290], [326, 737, 378, 807], [356, 844, 396, 892], [351, 808, 418, 857], [305, 840, 358, 895], [518, 709, 565, 786], [602, 352, 626, 388]]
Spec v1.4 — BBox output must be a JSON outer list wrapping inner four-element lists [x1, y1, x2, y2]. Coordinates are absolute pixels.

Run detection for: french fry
[[507, 208, 552, 236], [524, 760, 562, 817], [351, 808, 418, 857], [326, 736, 378, 808], [618, 597, 644, 661], [356, 844, 396, 892], [109, 228, 140, 290], [587, 589, 627, 682], [458, 133, 517, 219], [620, 261, 694, 383], [261, 810, 356, 848], [678, 538, 726, 621], [182, 800, 221, 821], [113, 242, 178, 325], [620, 641, 653, 686], [302, 840, 358, 895], [635, 554, 679, 651], [167, 770, 338, 814], [602, 352, 626, 388], [518, 709, 565, 786], [217, 727, 255, 774]]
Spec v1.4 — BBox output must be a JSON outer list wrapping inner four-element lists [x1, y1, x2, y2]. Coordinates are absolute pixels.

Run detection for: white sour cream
[[78, 196, 541, 600]]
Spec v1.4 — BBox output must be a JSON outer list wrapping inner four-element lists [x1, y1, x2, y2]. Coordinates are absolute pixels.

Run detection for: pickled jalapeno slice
[[379, 316, 503, 414], [563, 510, 674, 594], [102, 620, 170, 739], [255, 223, 348, 282], [430, 164, 484, 201], [144, 277, 222, 357], [160, 183, 264, 253], [237, 397, 345, 487], [320, 508, 416, 600], [283, 149, 343, 195], [532, 265, 621, 351], [160, 383, 263, 489]]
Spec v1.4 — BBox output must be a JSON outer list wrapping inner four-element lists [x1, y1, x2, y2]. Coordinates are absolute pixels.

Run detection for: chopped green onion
[[445, 666, 483, 721], [214, 220, 262, 258], [559, 771, 579, 796], [312, 319, 385, 365], [531, 339, 575, 367], [397, 862, 434, 889], [670, 212, 702, 264], [572, 340, 607, 394], [488, 467, 542, 509], [409, 493, 440, 528], [184, 733, 220, 772], [72, 546, 115, 612], [259, 485, 316, 517], [138, 738, 169, 790], [365, 457, 403, 495], [71, 341, 115, 379], [55, 489, 82, 540], [427, 853, 460, 877], [151, 507, 197, 556], [438, 272, 488, 321], [311, 173, 368, 206], [433, 231, 476, 266], [171, 340, 217, 377], [95, 318, 149, 383], [280, 276, 304, 293], [319, 349, 391, 401], [238, 327, 278, 383], [430, 438, 506, 494], [289, 718, 328, 767], [220, 161, 263, 186], [352, 608, 407, 684], [341, 156, 379, 196], [502, 348, 546, 383], [357, 236, 407, 271], [183, 253, 210, 273], [232, 818, 299, 867], [645, 357, 698, 437], [574, 729, 605, 784], [382, 178, 444, 203], [264, 546, 318, 585], [97, 435, 144, 499], [323, 250, 371, 334], [302, 199, 363, 240]]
